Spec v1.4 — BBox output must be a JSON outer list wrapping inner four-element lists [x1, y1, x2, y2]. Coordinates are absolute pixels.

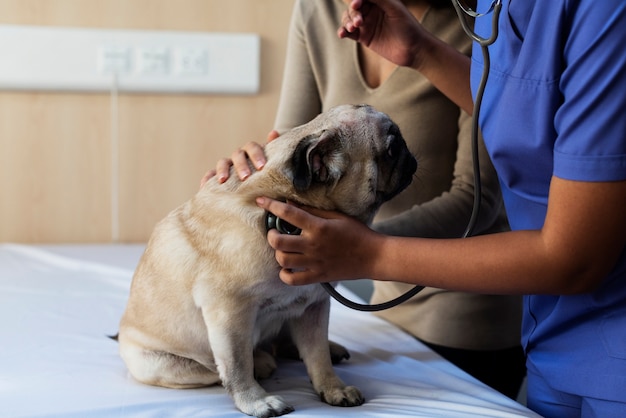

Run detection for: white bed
[[0, 243, 540, 417]]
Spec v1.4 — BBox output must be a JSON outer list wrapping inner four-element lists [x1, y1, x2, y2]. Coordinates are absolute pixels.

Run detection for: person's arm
[[256, 177, 626, 295], [338, 0, 474, 114]]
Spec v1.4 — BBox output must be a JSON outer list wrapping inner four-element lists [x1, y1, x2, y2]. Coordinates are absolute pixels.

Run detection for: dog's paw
[[253, 349, 277, 380], [320, 385, 364, 407], [246, 395, 294, 418]]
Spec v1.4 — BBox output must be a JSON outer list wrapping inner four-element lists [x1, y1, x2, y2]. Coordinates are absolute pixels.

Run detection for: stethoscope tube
[[454, 0, 502, 237]]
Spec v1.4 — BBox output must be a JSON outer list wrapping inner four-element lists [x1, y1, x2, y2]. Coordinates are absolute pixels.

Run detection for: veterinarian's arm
[[257, 178, 626, 295], [338, 0, 474, 114]]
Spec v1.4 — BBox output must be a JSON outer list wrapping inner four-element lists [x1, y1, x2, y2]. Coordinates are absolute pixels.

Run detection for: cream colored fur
[[117, 104, 417, 417]]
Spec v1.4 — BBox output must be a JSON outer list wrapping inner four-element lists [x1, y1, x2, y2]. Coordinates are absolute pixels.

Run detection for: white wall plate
[[0, 25, 260, 94]]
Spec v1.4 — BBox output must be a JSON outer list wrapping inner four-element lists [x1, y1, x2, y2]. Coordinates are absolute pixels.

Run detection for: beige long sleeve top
[[274, 0, 521, 350]]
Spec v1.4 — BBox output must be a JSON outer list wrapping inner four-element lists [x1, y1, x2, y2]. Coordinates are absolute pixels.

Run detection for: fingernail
[[255, 197, 266, 206]]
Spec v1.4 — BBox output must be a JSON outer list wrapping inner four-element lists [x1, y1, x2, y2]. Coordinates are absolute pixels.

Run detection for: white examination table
[[0, 244, 540, 417]]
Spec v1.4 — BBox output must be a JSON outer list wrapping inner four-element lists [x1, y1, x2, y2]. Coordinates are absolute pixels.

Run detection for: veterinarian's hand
[[200, 130, 279, 187], [256, 197, 383, 286], [338, 0, 424, 68], [338, 0, 474, 113]]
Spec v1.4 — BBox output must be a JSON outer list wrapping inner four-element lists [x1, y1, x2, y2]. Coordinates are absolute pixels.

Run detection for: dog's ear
[[291, 130, 344, 191]]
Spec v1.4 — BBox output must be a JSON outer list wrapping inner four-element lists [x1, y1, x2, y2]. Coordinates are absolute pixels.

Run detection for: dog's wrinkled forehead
[[328, 104, 388, 128], [321, 104, 393, 147]]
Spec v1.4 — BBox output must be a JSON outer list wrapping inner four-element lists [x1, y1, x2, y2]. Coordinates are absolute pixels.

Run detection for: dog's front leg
[[288, 299, 364, 407], [202, 305, 294, 418]]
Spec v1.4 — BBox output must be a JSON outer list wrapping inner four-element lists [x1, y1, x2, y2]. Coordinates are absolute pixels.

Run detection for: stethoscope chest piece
[[265, 211, 302, 235]]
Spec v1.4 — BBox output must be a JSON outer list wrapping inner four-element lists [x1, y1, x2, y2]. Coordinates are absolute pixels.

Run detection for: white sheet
[[0, 244, 540, 417]]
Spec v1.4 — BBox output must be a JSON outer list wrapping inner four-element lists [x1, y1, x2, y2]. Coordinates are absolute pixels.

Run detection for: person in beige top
[[209, 0, 525, 399]]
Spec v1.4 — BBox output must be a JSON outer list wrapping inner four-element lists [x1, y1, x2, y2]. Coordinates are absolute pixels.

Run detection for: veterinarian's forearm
[[380, 229, 613, 295], [413, 34, 474, 115], [371, 231, 557, 294], [368, 177, 626, 296]]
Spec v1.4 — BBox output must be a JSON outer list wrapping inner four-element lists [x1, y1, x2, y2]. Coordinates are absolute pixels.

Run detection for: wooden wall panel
[[0, 93, 112, 242], [0, 0, 295, 243]]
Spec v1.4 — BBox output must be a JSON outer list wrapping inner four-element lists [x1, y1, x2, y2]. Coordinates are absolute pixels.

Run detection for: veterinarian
[[207, 0, 525, 400], [250, 0, 626, 416]]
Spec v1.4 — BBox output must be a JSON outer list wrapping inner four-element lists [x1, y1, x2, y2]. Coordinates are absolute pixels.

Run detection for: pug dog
[[117, 104, 417, 417]]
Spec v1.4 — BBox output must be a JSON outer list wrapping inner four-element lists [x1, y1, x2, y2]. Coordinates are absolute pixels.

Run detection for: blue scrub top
[[472, 0, 626, 400]]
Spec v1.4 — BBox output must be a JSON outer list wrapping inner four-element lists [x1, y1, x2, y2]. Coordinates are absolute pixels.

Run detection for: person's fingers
[[340, 4, 363, 33], [230, 149, 252, 180], [266, 229, 306, 257], [279, 265, 313, 286], [231, 141, 266, 179], [256, 198, 309, 230], [200, 169, 216, 187], [266, 130, 280, 143], [215, 158, 233, 183], [242, 141, 267, 170]]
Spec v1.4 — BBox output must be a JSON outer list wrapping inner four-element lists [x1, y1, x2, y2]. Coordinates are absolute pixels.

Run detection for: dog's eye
[[386, 125, 402, 159], [387, 136, 401, 159]]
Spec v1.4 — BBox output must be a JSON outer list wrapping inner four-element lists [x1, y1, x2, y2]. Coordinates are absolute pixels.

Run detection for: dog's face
[[264, 104, 417, 224]]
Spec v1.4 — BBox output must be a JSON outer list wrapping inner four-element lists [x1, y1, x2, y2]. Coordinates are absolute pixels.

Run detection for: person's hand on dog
[[200, 130, 279, 187], [255, 197, 383, 286]]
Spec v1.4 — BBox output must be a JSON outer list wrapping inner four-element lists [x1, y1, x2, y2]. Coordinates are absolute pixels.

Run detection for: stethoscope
[[453, 0, 503, 241], [267, 0, 504, 312]]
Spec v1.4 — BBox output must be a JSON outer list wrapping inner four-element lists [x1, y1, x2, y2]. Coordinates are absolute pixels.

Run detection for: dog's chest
[[259, 287, 318, 314], [254, 284, 327, 333]]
